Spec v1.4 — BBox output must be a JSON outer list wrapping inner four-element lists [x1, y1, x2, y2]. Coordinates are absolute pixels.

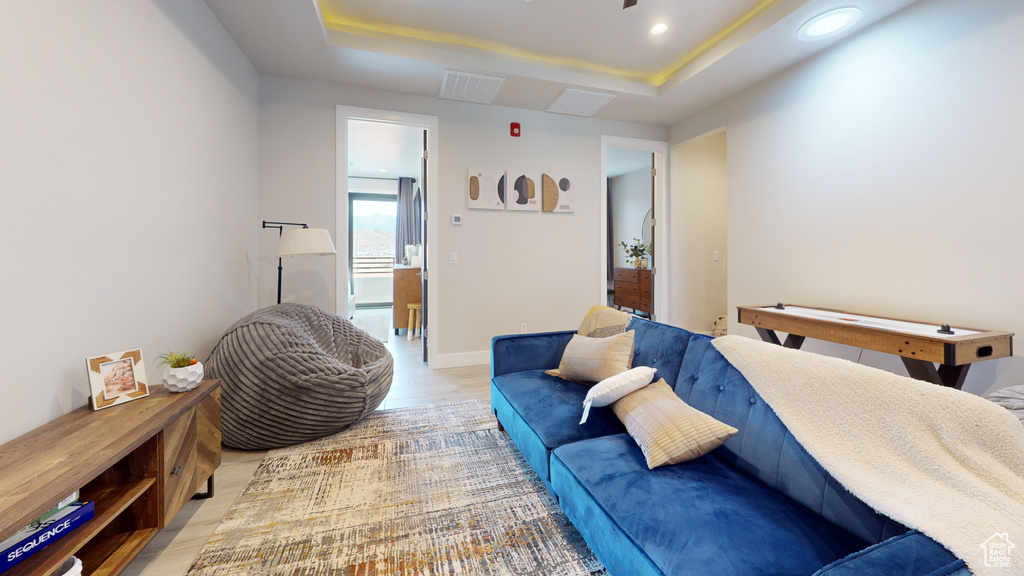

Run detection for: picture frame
[[506, 171, 541, 211], [86, 349, 149, 410], [468, 168, 506, 210], [541, 173, 574, 213]]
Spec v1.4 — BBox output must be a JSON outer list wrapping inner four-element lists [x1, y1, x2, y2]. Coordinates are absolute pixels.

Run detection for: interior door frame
[[601, 135, 670, 322], [336, 106, 440, 366]]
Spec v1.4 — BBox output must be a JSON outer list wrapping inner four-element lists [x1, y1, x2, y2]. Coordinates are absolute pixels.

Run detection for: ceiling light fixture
[[650, 23, 668, 35], [379, 169, 387, 173], [797, 7, 861, 41]]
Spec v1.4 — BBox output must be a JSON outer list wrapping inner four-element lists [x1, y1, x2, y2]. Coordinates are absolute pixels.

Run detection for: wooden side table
[[393, 265, 421, 335]]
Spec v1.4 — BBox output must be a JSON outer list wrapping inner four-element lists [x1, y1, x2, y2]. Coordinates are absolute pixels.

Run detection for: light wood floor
[[122, 308, 491, 576]]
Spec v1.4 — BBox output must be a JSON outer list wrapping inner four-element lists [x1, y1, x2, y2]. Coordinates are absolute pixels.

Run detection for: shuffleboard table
[[736, 304, 1014, 389]]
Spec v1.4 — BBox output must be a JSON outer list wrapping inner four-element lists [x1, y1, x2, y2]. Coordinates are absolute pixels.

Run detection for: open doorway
[[606, 147, 655, 317], [600, 136, 669, 322], [337, 107, 439, 365], [346, 119, 422, 341]]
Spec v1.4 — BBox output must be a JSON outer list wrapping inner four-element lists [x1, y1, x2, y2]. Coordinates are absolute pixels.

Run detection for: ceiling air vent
[[439, 70, 505, 104], [546, 89, 616, 117]]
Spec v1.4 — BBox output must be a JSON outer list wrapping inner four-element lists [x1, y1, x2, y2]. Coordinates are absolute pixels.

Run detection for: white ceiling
[[348, 119, 423, 179], [204, 0, 921, 126]]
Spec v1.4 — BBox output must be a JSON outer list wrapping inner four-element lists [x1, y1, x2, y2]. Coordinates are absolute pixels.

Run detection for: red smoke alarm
[[510, 122, 521, 137]]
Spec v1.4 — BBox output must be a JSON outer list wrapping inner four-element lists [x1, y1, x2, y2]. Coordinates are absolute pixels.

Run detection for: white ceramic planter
[[162, 361, 204, 393]]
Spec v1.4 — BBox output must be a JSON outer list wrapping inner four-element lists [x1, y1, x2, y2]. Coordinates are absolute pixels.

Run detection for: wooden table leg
[[901, 358, 970, 389]]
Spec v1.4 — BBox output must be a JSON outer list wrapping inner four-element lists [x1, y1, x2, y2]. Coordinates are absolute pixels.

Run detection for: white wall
[[610, 168, 652, 270], [259, 74, 666, 361], [670, 131, 728, 334], [0, 1, 259, 444], [669, 0, 1024, 395]]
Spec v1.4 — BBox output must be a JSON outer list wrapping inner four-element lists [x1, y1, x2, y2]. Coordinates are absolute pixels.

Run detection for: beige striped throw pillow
[[556, 331, 635, 383], [612, 379, 738, 469]]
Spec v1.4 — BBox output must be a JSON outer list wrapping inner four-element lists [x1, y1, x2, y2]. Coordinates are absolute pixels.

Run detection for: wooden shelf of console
[[737, 304, 1013, 389], [0, 380, 222, 576]]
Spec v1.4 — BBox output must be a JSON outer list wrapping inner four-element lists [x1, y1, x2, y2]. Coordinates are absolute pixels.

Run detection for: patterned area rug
[[186, 399, 606, 575]]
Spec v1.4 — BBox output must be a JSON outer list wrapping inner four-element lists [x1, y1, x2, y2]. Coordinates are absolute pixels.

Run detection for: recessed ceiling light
[[798, 7, 861, 41], [650, 23, 668, 35], [379, 169, 387, 173]]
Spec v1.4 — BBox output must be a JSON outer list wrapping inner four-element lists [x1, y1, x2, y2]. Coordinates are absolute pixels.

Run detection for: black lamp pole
[[262, 220, 308, 304]]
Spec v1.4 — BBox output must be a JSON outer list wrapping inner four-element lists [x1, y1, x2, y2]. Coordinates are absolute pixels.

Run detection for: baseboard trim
[[432, 350, 490, 369]]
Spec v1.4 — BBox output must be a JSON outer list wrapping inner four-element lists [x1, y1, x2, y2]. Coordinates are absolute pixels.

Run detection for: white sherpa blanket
[[989, 385, 1024, 425], [712, 335, 1024, 576]]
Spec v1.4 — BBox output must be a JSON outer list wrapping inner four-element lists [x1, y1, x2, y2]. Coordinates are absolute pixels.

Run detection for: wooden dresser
[[613, 267, 653, 314], [393, 265, 421, 334], [0, 380, 221, 576]]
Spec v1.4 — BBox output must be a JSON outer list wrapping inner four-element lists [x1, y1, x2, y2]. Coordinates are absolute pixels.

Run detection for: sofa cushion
[[581, 366, 656, 424], [557, 331, 635, 382], [553, 434, 870, 576], [813, 530, 966, 576], [612, 379, 737, 468], [491, 370, 626, 482], [673, 338, 908, 545]]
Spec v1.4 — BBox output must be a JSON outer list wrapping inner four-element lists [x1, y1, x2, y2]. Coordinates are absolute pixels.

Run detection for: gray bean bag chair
[[207, 303, 394, 450]]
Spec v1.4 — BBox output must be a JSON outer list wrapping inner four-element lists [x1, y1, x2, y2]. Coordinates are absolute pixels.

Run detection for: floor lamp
[[262, 221, 337, 304]]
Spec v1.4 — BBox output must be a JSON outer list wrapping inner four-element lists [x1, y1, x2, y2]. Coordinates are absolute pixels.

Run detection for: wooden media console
[[0, 380, 221, 576]]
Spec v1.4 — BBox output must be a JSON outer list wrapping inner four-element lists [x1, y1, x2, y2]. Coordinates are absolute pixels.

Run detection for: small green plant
[[618, 238, 651, 261], [156, 351, 198, 369]]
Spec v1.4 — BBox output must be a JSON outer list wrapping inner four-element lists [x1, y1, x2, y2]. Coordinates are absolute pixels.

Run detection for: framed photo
[[86, 349, 149, 410]]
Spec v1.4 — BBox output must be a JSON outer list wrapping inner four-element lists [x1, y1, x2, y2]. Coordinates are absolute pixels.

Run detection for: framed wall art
[[86, 348, 150, 410], [468, 168, 506, 210], [541, 173, 574, 213], [506, 172, 541, 211]]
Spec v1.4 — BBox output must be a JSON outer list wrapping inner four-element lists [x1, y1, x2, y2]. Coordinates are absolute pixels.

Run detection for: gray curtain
[[395, 177, 421, 263]]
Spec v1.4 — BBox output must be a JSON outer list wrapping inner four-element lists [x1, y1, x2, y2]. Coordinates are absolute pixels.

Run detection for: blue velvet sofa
[[490, 317, 969, 576]]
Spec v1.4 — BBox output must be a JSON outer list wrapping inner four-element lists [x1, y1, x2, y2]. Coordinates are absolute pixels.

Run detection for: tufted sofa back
[[672, 334, 907, 545], [626, 317, 694, 385]]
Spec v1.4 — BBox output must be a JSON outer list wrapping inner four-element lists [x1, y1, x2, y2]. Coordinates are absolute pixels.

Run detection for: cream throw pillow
[[612, 380, 738, 469], [557, 331, 635, 384], [580, 366, 656, 424]]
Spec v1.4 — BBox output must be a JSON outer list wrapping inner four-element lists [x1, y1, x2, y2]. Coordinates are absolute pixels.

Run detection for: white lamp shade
[[276, 228, 337, 258]]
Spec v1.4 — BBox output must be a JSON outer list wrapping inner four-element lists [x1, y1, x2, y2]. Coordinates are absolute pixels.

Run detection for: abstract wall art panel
[[468, 168, 506, 210], [506, 172, 541, 211], [541, 173, 574, 213]]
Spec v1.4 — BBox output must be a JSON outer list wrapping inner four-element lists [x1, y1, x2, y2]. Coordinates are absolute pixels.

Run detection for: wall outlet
[[520, 322, 528, 333], [449, 252, 458, 264]]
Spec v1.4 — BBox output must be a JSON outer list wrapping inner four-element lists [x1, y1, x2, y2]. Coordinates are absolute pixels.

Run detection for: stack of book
[[0, 492, 94, 573]]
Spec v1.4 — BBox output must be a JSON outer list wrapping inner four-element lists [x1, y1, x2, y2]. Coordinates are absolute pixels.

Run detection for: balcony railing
[[353, 256, 395, 278]]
